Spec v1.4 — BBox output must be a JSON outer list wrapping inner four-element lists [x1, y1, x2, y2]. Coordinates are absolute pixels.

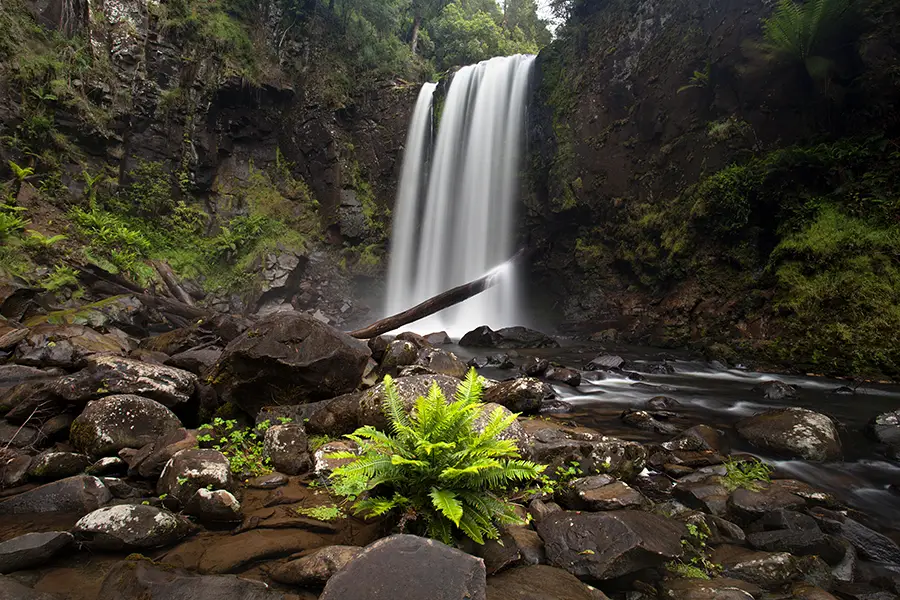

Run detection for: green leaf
[[430, 488, 463, 526]]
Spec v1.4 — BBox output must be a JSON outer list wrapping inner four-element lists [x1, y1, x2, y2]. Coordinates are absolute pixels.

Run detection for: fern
[[677, 61, 711, 94], [7, 160, 33, 182], [329, 369, 546, 545]]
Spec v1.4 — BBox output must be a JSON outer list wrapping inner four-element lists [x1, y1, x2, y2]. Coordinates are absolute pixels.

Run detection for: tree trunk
[[152, 260, 194, 307], [348, 249, 525, 339], [410, 14, 422, 54]]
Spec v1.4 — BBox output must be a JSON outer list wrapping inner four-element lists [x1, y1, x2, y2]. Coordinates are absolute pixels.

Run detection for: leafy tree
[[329, 369, 546, 544]]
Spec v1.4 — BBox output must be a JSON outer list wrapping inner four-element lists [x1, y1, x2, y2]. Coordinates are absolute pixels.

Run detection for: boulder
[[736, 408, 841, 461], [647, 396, 682, 410], [0, 531, 73, 574], [711, 545, 802, 588], [544, 366, 581, 386], [750, 509, 819, 533], [752, 380, 797, 400], [53, 355, 197, 407], [127, 428, 198, 479], [73, 504, 192, 550], [460, 326, 558, 349], [320, 534, 486, 600], [522, 357, 550, 376], [26, 452, 91, 480], [486, 565, 601, 600], [659, 577, 761, 600], [165, 348, 223, 376], [483, 378, 550, 415], [87, 457, 129, 477], [0, 365, 64, 385], [424, 331, 452, 345], [0, 421, 41, 448], [790, 583, 840, 600], [585, 355, 626, 371], [367, 336, 390, 362], [664, 425, 728, 453], [728, 485, 807, 523], [673, 481, 730, 516], [209, 312, 370, 416], [358, 374, 459, 429], [379, 339, 419, 376], [263, 424, 311, 475], [184, 489, 242, 523], [14, 325, 128, 368], [621, 410, 681, 435], [524, 422, 648, 482], [747, 529, 845, 564], [70, 395, 183, 459], [158, 449, 233, 507], [0, 575, 61, 599], [810, 507, 900, 564], [536, 510, 684, 580], [562, 475, 650, 511], [0, 380, 63, 424], [306, 392, 362, 437], [415, 347, 468, 379], [0, 451, 32, 488], [0, 475, 111, 515], [472, 403, 529, 452], [270, 545, 363, 586], [527, 498, 562, 524], [866, 410, 900, 458]]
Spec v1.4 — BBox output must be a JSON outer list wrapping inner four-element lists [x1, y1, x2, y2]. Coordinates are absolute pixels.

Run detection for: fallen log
[[348, 248, 525, 339], [153, 260, 195, 306]]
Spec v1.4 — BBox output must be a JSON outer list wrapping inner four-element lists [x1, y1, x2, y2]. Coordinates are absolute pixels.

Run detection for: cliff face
[[525, 0, 900, 376]]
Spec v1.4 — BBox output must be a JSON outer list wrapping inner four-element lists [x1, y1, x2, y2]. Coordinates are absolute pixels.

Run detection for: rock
[[585, 355, 626, 371], [544, 366, 581, 386], [270, 545, 363, 585], [749, 509, 819, 532], [664, 425, 728, 453], [486, 565, 600, 600], [524, 422, 648, 482], [728, 485, 807, 523], [305, 392, 362, 437], [26, 452, 91, 480], [165, 348, 223, 376], [459, 326, 558, 349], [0, 575, 61, 599], [831, 386, 855, 395], [415, 347, 468, 379], [536, 510, 684, 580], [53, 355, 198, 407], [86, 457, 128, 476], [98, 558, 292, 599], [695, 514, 747, 545], [70, 395, 183, 459], [0, 452, 32, 488], [528, 498, 562, 524], [736, 408, 842, 461], [367, 336, 390, 362], [358, 374, 460, 429], [314, 441, 359, 478], [633, 362, 675, 374], [522, 357, 550, 376], [127, 428, 198, 479], [0, 531, 73, 574], [424, 331, 452, 345], [158, 449, 233, 507], [658, 577, 761, 600], [562, 475, 650, 511], [472, 403, 529, 452], [209, 311, 370, 416], [751, 380, 797, 400], [483, 377, 551, 414], [0, 422, 40, 448], [129, 349, 170, 364], [0, 475, 111, 515], [712, 545, 801, 588], [0, 365, 64, 385], [395, 332, 433, 349], [747, 529, 844, 564], [14, 324, 129, 368], [647, 396, 681, 410], [184, 489, 242, 523], [379, 339, 419, 376], [791, 583, 840, 600], [866, 410, 900, 455], [0, 379, 64, 425], [320, 534, 486, 600], [621, 409, 681, 435], [73, 504, 192, 550], [673, 481, 730, 516], [263, 424, 311, 475], [0, 327, 29, 351], [248, 473, 288, 489], [810, 507, 900, 564]]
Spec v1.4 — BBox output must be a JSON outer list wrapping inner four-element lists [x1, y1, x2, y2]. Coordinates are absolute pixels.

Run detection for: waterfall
[[385, 54, 535, 337]]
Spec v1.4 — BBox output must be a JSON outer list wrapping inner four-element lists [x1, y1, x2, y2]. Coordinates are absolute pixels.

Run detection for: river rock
[[483, 377, 550, 414], [633, 361, 676, 374], [728, 485, 807, 522], [314, 441, 359, 478], [459, 325, 558, 349], [528, 498, 562, 524], [165, 347, 223, 376], [673, 481, 730, 516], [537, 510, 684, 580], [320, 534, 486, 600], [486, 565, 601, 600], [53, 355, 197, 407], [127, 428, 198, 479], [0, 475, 111, 514], [563, 475, 650, 511], [585, 354, 626, 371], [736, 408, 841, 461], [866, 410, 900, 458], [810, 507, 900, 564], [209, 311, 370, 416], [14, 324, 129, 368], [158, 449, 233, 507], [270, 545, 363, 585], [26, 452, 91, 480], [424, 331, 452, 345], [712, 545, 801, 588], [415, 347, 468, 378], [0, 364, 64, 385], [522, 357, 550, 376], [472, 403, 529, 452], [524, 422, 648, 481], [379, 339, 419, 376], [621, 409, 681, 435], [544, 366, 581, 386], [747, 529, 845, 563], [184, 489, 242, 523], [0, 421, 40, 448], [0, 531, 73, 573], [358, 374, 459, 429], [791, 583, 840, 600], [87, 457, 128, 476], [0, 451, 32, 488], [263, 424, 311, 475], [664, 425, 728, 453], [647, 396, 681, 410], [70, 395, 183, 459], [658, 577, 761, 600], [0, 575, 61, 599], [73, 504, 192, 550], [305, 392, 362, 436], [752, 380, 797, 400]]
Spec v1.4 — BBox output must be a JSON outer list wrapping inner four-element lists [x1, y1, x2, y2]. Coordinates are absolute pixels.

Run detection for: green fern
[[677, 61, 711, 94], [25, 229, 67, 248], [0, 209, 29, 241], [7, 160, 34, 182], [329, 369, 546, 545]]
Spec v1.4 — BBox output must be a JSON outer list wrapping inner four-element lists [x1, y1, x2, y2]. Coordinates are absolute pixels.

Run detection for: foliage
[[24, 229, 67, 249], [329, 369, 545, 544], [677, 61, 711, 94], [296, 504, 346, 521], [69, 206, 155, 284], [666, 522, 721, 580], [7, 161, 34, 182], [308, 435, 335, 452], [121, 161, 174, 219], [0, 206, 29, 242], [197, 417, 288, 477], [40, 265, 79, 292], [722, 458, 773, 492]]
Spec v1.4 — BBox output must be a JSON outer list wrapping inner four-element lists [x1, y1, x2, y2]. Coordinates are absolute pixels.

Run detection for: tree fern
[[329, 368, 546, 545]]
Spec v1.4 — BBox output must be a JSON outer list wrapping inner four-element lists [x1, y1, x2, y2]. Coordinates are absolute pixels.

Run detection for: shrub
[[329, 369, 545, 544], [40, 265, 79, 292], [69, 206, 154, 283], [196, 417, 289, 477], [122, 160, 174, 218], [0, 210, 29, 242]]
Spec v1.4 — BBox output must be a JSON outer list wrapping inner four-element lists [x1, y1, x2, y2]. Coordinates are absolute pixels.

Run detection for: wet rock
[[320, 534, 486, 600], [367, 336, 390, 362], [658, 577, 761, 600], [562, 475, 650, 511], [0, 365, 64, 385], [53, 355, 197, 407], [751, 380, 797, 400], [633, 473, 676, 503], [0, 475, 111, 515], [769, 479, 838, 507], [791, 583, 840, 600], [695, 514, 747, 545], [74, 504, 192, 550], [747, 529, 844, 564], [0, 531, 73, 574], [158, 449, 233, 507], [830, 582, 897, 600], [70, 395, 182, 459], [712, 545, 802, 588], [621, 409, 681, 435], [664, 425, 728, 453], [750, 509, 819, 532], [472, 403, 528, 452], [728, 485, 807, 523], [395, 332, 433, 349], [424, 331, 452, 345], [209, 311, 370, 416], [585, 355, 626, 371], [358, 374, 459, 429], [415, 347, 468, 378], [524, 422, 648, 482], [102, 477, 146, 499], [545, 366, 581, 386], [537, 510, 684, 580], [127, 428, 198, 479], [86, 457, 128, 477], [184, 489, 242, 523], [483, 377, 551, 414], [459, 325, 558, 349], [263, 424, 311, 475], [866, 410, 900, 456], [379, 339, 419, 376], [305, 392, 362, 437], [528, 498, 562, 524], [14, 324, 129, 368], [736, 408, 842, 461], [314, 441, 359, 478], [486, 353, 515, 369], [0, 379, 64, 424], [647, 396, 681, 410], [248, 473, 288, 489], [673, 481, 730, 516], [165, 348, 222, 376], [0, 575, 61, 599], [0, 327, 29, 351], [522, 357, 550, 376], [810, 507, 900, 564], [0, 451, 31, 488], [0, 422, 40, 448], [271, 545, 363, 585], [26, 452, 90, 480], [486, 565, 601, 600], [632, 362, 675, 374]]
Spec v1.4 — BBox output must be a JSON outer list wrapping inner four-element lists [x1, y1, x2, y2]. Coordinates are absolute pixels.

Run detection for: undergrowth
[[722, 458, 773, 492], [197, 417, 292, 477]]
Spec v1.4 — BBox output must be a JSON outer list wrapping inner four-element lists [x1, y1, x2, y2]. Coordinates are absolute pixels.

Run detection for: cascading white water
[[385, 54, 535, 336]]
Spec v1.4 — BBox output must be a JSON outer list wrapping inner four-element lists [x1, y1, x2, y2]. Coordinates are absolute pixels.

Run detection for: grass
[[722, 458, 773, 492]]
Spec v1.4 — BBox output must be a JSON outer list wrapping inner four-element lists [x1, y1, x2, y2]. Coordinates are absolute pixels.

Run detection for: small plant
[[328, 369, 546, 545], [677, 61, 711, 94], [7, 160, 34, 183], [197, 418, 273, 477], [308, 434, 334, 452], [296, 504, 345, 521], [666, 522, 721, 580], [25, 229, 67, 248], [0, 210, 29, 241], [40, 265, 79, 292], [555, 460, 583, 483], [722, 458, 773, 492]]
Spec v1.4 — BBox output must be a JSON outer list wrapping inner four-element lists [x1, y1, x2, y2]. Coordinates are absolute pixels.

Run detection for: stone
[[633, 362, 675, 374], [536, 510, 685, 580], [306, 392, 362, 437], [26, 452, 91, 480], [52, 355, 198, 407], [314, 441, 359, 478], [0, 475, 111, 515], [209, 311, 370, 416], [0, 328, 29, 351], [70, 395, 183, 459], [728, 485, 807, 522], [0, 531, 73, 574], [164, 348, 223, 376], [647, 396, 681, 410], [747, 529, 845, 564], [522, 357, 550, 376], [367, 336, 390, 362], [0, 452, 31, 488], [379, 339, 419, 376], [415, 347, 468, 379], [673, 481, 730, 516], [751, 380, 797, 400], [866, 410, 900, 456], [14, 324, 128, 368], [712, 545, 802, 588], [694, 514, 747, 546], [73, 504, 192, 550], [87, 457, 128, 476], [459, 326, 558, 349], [658, 578, 761, 600], [0, 575, 61, 599], [664, 425, 728, 453], [0, 365, 64, 385], [621, 409, 681, 435], [563, 475, 650, 511], [486, 565, 600, 600], [483, 377, 551, 414], [810, 507, 900, 564], [424, 331, 452, 345], [270, 545, 363, 585], [248, 473, 288, 489], [791, 583, 840, 600], [320, 534, 486, 600], [524, 422, 647, 482], [0, 422, 40, 448], [736, 408, 842, 461], [358, 374, 460, 429], [527, 498, 562, 524], [263, 424, 311, 475], [0, 380, 63, 425], [631, 382, 677, 392], [158, 449, 233, 507], [127, 428, 198, 479], [184, 489, 242, 523], [585, 355, 626, 371], [750, 509, 819, 532], [472, 403, 529, 452], [545, 366, 581, 386]]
